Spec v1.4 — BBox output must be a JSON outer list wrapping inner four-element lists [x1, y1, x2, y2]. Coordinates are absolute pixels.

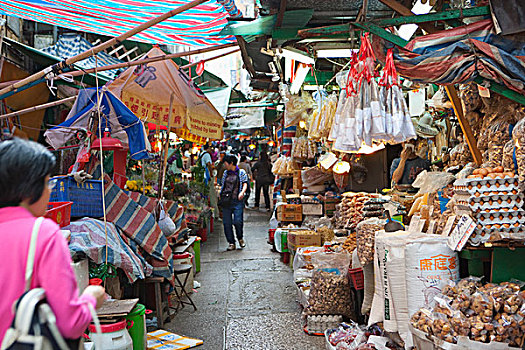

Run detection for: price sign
[[447, 215, 476, 251]]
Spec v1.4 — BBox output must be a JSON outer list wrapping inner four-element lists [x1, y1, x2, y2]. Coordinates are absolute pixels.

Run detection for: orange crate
[[348, 267, 364, 290], [45, 201, 73, 227]]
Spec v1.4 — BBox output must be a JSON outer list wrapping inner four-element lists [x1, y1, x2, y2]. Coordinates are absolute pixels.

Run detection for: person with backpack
[[251, 151, 274, 212], [219, 155, 248, 251], [197, 143, 219, 219], [0, 138, 105, 345]]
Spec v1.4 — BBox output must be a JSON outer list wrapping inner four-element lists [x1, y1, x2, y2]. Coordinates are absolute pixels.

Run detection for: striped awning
[[0, 0, 240, 46]]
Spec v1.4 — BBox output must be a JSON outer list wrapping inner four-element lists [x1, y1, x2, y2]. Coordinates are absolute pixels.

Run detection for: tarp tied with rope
[[372, 19, 525, 95], [42, 34, 124, 82], [44, 87, 151, 160], [0, 0, 240, 46]]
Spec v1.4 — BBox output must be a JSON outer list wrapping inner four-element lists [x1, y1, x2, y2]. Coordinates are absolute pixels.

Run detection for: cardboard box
[[277, 211, 303, 222], [293, 170, 303, 191], [302, 203, 323, 216], [287, 230, 321, 251], [324, 198, 340, 217]]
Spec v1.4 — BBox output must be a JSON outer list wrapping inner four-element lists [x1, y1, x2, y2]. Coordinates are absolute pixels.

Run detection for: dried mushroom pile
[[411, 278, 525, 347], [305, 270, 355, 319]]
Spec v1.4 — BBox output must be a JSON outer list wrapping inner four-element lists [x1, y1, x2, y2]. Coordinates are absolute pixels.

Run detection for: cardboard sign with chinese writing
[[441, 215, 457, 237], [447, 215, 476, 251]]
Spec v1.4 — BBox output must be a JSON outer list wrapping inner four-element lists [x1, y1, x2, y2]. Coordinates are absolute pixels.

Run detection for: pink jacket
[[0, 206, 96, 341]]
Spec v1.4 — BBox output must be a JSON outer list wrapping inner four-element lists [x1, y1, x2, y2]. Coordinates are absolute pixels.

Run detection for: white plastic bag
[[158, 209, 176, 237]]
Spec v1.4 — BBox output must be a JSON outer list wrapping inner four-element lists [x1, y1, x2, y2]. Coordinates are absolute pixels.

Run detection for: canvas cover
[[44, 87, 151, 160], [372, 19, 525, 96], [0, 0, 239, 46], [108, 47, 224, 140]]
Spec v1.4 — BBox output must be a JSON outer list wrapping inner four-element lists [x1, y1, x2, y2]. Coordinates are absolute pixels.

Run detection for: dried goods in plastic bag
[[305, 270, 356, 319], [356, 218, 384, 266]]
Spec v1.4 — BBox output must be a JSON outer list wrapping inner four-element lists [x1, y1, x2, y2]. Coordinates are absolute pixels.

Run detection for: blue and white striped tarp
[[42, 34, 124, 81]]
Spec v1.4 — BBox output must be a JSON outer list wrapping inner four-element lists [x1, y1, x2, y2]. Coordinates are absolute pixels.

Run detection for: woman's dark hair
[[240, 155, 247, 162], [260, 151, 269, 163], [224, 155, 238, 166], [0, 138, 56, 207]]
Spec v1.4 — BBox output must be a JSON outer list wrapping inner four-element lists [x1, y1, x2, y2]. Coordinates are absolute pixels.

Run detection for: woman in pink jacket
[[0, 138, 105, 343]]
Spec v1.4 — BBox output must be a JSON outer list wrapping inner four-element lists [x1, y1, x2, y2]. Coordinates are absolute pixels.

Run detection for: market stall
[[259, 2, 525, 347]]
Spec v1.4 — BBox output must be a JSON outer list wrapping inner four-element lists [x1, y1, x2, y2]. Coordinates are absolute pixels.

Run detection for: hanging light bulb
[[248, 144, 256, 150], [299, 120, 306, 129], [333, 160, 350, 174], [192, 146, 199, 155], [268, 140, 275, 147]]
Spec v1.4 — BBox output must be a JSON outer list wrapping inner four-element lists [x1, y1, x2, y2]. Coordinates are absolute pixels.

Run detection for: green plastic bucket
[[194, 237, 201, 273], [125, 303, 146, 350]]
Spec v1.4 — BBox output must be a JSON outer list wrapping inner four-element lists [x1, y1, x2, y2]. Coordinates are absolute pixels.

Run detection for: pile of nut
[[356, 219, 384, 266], [411, 278, 525, 346], [342, 231, 357, 253], [305, 270, 355, 319], [335, 192, 379, 230]]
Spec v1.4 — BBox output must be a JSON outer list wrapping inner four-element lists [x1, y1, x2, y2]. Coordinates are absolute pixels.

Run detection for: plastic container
[[45, 201, 73, 227], [194, 237, 201, 273], [125, 304, 146, 350], [348, 267, 364, 290], [88, 320, 133, 350], [268, 229, 276, 245], [89, 278, 103, 286], [49, 176, 103, 217]]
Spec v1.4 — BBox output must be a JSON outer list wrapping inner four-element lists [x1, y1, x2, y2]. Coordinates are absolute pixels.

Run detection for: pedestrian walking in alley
[[219, 155, 248, 251], [238, 154, 252, 207], [251, 151, 274, 212]]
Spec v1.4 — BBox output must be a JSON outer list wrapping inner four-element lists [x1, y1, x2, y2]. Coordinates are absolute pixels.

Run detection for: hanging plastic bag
[[158, 204, 176, 237]]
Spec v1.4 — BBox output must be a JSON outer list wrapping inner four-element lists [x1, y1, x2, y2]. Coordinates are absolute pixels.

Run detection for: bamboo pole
[[159, 93, 174, 200], [0, 96, 76, 120], [0, 43, 238, 89], [0, 0, 208, 98], [0, 49, 240, 121]]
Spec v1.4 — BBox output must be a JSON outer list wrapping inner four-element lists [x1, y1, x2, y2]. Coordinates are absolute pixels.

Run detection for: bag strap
[[25, 217, 44, 292]]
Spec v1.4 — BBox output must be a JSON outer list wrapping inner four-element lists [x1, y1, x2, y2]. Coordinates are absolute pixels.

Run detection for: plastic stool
[[172, 264, 197, 311]]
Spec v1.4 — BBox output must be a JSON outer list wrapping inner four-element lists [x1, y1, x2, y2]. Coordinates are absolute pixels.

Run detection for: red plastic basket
[[348, 267, 364, 290], [45, 201, 73, 227]]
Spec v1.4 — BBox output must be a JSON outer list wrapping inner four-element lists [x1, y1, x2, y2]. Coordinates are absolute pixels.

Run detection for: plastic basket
[[45, 201, 73, 227], [348, 267, 364, 290], [49, 176, 103, 218]]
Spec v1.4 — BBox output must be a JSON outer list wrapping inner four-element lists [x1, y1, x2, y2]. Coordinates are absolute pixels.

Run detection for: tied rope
[[93, 51, 110, 276], [378, 49, 399, 89]]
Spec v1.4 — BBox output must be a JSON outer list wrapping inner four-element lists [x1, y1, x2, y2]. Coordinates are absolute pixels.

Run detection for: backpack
[[219, 171, 240, 207], [1, 218, 101, 350]]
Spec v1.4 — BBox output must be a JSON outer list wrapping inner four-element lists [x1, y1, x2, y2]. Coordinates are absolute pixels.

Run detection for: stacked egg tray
[[453, 176, 525, 243]]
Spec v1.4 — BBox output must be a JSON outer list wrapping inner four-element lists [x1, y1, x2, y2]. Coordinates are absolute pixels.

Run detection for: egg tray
[[469, 230, 525, 246], [455, 194, 524, 212], [476, 210, 525, 223], [454, 176, 519, 195]]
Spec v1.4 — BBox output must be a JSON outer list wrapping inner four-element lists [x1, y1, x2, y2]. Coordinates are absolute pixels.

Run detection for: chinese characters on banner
[[123, 95, 184, 127], [419, 254, 457, 272]]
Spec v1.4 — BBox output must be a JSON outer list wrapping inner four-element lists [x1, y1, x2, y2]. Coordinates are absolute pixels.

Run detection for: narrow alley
[[166, 209, 325, 350]]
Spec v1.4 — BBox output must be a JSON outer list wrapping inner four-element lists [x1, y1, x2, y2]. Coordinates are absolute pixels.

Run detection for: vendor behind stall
[[390, 139, 430, 185]]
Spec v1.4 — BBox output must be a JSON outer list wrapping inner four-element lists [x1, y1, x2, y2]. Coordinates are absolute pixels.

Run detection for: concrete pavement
[[165, 209, 325, 350]]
